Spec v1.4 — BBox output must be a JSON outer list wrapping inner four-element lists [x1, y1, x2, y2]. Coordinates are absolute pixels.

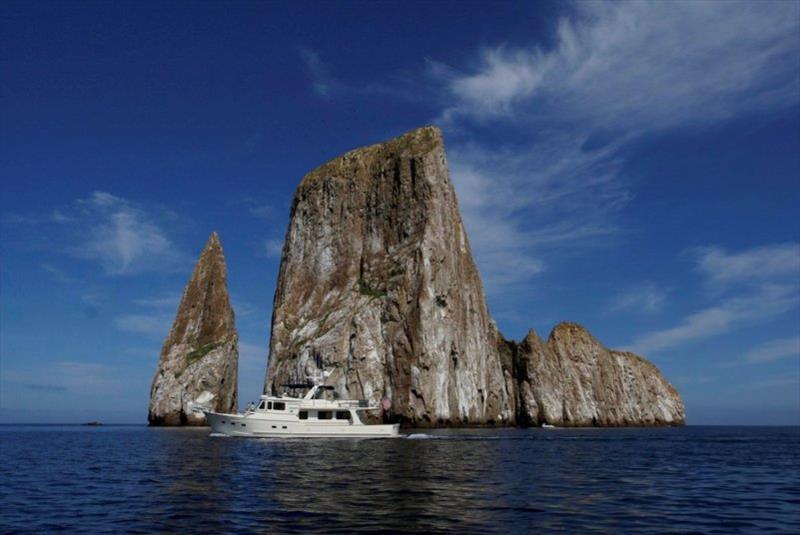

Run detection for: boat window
[[273, 402, 286, 411], [267, 402, 272, 410], [299, 411, 308, 420], [258, 401, 266, 410], [317, 411, 332, 420], [335, 411, 351, 420]]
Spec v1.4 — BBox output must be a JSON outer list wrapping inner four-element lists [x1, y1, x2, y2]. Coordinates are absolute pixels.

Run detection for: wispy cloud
[[746, 375, 800, 391], [627, 243, 800, 355], [40, 263, 75, 283], [448, 134, 628, 290], [264, 238, 283, 258], [743, 336, 800, 364], [6, 361, 121, 393], [693, 243, 800, 289], [626, 284, 799, 355], [240, 198, 275, 220], [113, 314, 171, 337], [438, 1, 799, 127], [431, 0, 799, 291], [609, 283, 666, 314], [67, 192, 188, 275], [19, 191, 191, 276], [133, 295, 180, 309], [299, 48, 335, 98]]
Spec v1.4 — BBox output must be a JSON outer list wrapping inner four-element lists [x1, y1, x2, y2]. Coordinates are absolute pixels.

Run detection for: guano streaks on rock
[[148, 232, 238, 426], [265, 126, 685, 427]]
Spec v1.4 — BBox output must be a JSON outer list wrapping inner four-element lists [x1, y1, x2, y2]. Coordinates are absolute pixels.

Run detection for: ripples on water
[[1, 426, 798, 533]]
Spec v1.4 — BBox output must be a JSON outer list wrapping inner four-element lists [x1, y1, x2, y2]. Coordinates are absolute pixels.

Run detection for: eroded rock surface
[[512, 324, 684, 426], [148, 232, 238, 426], [266, 126, 514, 425], [265, 126, 685, 427]]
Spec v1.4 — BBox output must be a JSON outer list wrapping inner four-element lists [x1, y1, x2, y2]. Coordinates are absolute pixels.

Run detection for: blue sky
[[1, 0, 798, 424]]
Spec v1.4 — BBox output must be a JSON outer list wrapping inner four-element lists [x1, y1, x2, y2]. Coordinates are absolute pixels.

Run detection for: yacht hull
[[205, 411, 400, 438]]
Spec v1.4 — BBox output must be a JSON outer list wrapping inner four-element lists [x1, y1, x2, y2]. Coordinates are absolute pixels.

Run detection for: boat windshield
[[314, 386, 336, 400]]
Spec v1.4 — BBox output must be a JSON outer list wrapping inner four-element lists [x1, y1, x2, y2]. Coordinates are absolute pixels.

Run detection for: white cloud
[[51, 209, 74, 223], [133, 295, 180, 309], [40, 263, 75, 283], [609, 283, 666, 314], [440, 0, 799, 128], [231, 296, 259, 318], [53, 361, 120, 391], [265, 238, 284, 258], [66, 191, 188, 275], [5, 361, 121, 393], [113, 314, 171, 337], [299, 48, 334, 97], [248, 203, 272, 220], [744, 337, 800, 364], [626, 284, 799, 354], [694, 243, 800, 288], [434, 0, 799, 290], [240, 197, 275, 220], [449, 134, 628, 291]]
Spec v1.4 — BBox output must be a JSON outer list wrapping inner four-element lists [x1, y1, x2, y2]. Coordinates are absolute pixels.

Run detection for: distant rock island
[[148, 232, 239, 425], [148, 127, 684, 427], [265, 126, 685, 427]]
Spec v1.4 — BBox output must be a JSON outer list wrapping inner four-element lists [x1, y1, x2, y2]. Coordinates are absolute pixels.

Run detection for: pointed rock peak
[[548, 322, 596, 343], [523, 328, 543, 345], [148, 232, 238, 426], [200, 231, 224, 258]]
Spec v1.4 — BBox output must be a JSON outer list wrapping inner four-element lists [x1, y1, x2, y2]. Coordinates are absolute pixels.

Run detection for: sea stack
[[148, 232, 238, 426], [266, 126, 685, 427], [266, 126, 514, 425], [509, 323, 685, 426]]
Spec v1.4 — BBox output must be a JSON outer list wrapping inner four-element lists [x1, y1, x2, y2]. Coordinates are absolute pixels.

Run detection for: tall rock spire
[[148, 232, 238, 426]]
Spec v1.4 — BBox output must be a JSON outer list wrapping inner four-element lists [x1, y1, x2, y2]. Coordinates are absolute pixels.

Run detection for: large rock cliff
[[266, 127, 514, 425], [265, 127, 685, 427], [148, 232, 238, 426]]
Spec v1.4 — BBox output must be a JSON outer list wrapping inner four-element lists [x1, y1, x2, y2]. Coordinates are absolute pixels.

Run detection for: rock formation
[[265, 126, 685, 427], [148, 232, 238, 426], [510, 324, 684, 426]]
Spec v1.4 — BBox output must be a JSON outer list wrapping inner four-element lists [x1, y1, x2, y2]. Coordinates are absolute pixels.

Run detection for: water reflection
[[1, 426, 799, 533]]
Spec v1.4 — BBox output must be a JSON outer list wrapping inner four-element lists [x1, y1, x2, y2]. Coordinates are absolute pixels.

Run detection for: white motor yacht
[[201, 370, 399, 438]]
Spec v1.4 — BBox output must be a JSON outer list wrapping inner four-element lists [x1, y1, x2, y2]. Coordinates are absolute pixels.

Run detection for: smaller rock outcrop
[[148, 232, 238, 426], [512, 323, 685, 426]]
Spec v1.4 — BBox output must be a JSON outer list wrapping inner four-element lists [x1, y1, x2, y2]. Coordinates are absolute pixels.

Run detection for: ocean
[[1, 425, 798, 533]]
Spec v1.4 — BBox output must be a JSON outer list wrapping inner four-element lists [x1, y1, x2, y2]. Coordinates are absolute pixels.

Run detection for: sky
[[1, 0, 798, 425]]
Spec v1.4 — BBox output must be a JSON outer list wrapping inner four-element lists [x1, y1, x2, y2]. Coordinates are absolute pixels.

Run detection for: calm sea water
[[1, 425, 798, 533]]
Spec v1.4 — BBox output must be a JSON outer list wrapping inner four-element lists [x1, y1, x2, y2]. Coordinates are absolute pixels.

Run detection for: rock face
[[265, 126, 685, 427], [511, 324, 684, 426], [148, 232, 238, 426], [266, 126, 514, 425]]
